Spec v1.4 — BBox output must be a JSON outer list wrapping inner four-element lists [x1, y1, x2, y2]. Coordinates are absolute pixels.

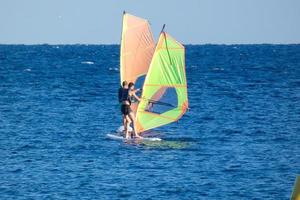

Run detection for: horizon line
[[0, 43, 300, 46]]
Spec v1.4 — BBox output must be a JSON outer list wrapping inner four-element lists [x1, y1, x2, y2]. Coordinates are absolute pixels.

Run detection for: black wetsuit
[[120, 88, 132, 115], [118, 87, 123, 103]]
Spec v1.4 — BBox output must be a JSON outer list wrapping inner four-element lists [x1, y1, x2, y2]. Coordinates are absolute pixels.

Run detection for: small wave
[[224, 164, 241, 172], [81, 61, 94, 65], [10, 168, 23, 173], [24, 68, 31, 72], [212, 67, 224, 71], [109, 67, 119, 71], [18, 144, 37, 150]]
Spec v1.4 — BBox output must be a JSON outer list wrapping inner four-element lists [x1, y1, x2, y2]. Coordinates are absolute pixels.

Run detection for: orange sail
[[120, 12, 155, 85]]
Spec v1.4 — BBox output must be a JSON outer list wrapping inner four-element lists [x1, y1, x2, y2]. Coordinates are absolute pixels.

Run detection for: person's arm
[[133, 88, 141, 93], [132, 91, 141, 102]]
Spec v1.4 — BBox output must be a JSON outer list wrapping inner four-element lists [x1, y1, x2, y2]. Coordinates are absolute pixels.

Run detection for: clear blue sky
[[1, 0, 300, 44]]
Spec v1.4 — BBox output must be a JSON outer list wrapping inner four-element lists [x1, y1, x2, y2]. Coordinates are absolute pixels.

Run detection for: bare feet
[[125, 136, 131, 140], [135, 133, 143, 139], [125, 132, 131, 139]]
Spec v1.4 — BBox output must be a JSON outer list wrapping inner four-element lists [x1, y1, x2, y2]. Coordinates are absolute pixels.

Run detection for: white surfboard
[[106, 133, 162, 142]]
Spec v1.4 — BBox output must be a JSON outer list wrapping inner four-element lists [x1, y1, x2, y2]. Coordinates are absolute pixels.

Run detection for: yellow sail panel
[[120, 13, 155, 85], [291, 176, 300, 200], [136, 32, 188, 133]]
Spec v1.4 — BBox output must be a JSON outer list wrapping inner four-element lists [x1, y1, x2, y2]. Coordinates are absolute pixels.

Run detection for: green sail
[[136, 32, 188, 133]]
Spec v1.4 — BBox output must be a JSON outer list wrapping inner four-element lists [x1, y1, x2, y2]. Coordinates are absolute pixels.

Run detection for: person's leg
[[121, 105, 126, 133], [122, 114, 127, 136], [128, 112, 142, 138], [122, 114, 127, 134], [125, 115, 131, 139]]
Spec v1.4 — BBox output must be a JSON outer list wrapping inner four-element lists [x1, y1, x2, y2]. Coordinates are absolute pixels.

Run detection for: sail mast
[[161, 24, 166, 33], [161, 25, 174, 67], [120, 11, 126, 85]]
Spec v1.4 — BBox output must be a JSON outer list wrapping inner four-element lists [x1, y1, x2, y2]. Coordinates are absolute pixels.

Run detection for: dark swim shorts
[[121, 104, 131, 115]]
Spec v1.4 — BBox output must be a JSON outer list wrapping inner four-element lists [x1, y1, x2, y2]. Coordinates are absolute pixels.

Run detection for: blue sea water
[[0, 44, 299, 199]]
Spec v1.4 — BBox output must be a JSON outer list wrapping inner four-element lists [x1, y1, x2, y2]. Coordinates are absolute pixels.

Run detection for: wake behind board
[[106, 133, 162, 142]]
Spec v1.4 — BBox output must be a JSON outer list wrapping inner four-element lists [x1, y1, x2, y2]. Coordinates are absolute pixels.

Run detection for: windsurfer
[[127, 82, 142, 139], [119, 81, 142, 139]]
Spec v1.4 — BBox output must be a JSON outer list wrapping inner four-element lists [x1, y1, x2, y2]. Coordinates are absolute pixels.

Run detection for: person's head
[[122, 81, 128, 88], [128, 82, 134, 90]]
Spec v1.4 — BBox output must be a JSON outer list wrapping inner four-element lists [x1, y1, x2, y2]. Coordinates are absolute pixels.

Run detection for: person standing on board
[[120, 81, 137, 139], [120, 82, 142, 139], [127, 82, 142, 139]]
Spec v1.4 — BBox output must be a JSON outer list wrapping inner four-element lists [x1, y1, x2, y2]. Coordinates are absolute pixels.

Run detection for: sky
[[1, 0, 300, 44]]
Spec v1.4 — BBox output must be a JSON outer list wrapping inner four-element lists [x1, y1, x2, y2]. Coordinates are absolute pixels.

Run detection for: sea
[[0, 44, 299, 199]]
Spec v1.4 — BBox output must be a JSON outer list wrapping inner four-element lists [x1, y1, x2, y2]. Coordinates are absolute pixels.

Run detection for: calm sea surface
[[0, 44, 299, 199]]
